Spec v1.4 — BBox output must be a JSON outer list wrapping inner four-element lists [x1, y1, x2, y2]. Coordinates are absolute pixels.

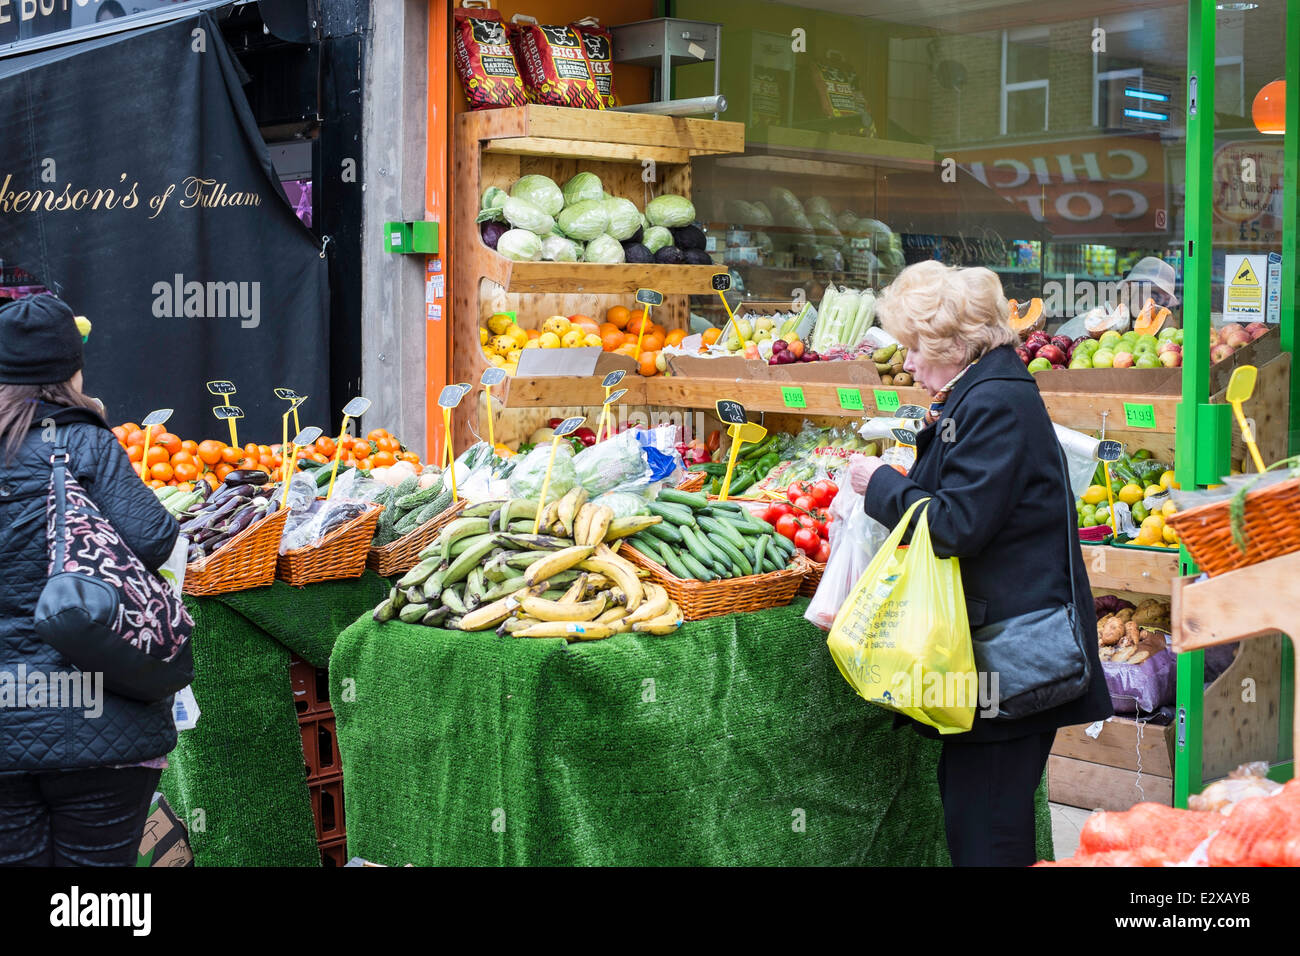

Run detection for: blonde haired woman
[[846, 261, 1111, 867]]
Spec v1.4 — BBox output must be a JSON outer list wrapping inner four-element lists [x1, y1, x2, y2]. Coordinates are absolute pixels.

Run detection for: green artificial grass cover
[[333, 598, 1054, 866], [159, 573, 390, 867]]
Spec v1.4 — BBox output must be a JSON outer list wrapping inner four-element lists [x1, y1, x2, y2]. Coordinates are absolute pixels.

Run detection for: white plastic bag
[[805, 484, 889, 631]]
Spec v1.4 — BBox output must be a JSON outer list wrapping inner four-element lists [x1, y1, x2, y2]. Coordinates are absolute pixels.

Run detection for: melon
[[1085, 302, 1131, 339], [1008, 298, 1045, 338], [1132, 298, 1170, 337]]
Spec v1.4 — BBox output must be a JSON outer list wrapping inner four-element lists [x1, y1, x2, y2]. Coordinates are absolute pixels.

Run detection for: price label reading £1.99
[[781, 386, 806, 409]]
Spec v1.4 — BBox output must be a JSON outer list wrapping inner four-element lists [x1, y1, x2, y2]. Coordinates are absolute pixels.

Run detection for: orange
[[170, 451, 196, 469], [119, 422, 141, 436], [638, 351, 660, 376], [181, 439, 199, 456], [373, 450, 397, 467], [214, 462, 234, 481], [240, 443, 257, 459], [400, 451, 421, 464], [525, 328, 541, 340], [111, 425, 129, 443], [150, 461, 174, 482], [155, 433, 181, 456], [257, 444, 273, 460], [614, 343, 638, 358], [640, 333, 664, 353], [366, 428, 390, 443], [145, 445, 170, 467], [220, 445, 242, 465], [149, 479, 166, 490], [625, 314, 651, 337], [173, 462, 199, 482], [598, 322, 619, 338], [198, 440, 225, 466], [175, 481, 192, 494], [376, 436, 399, 453], [315, 436, 336, 458], [701, 327, 722, 346], [311, 451, 330, 464], [651, 323, 667, 338], [601, 330, 625, 352], [127, 444, 144, 463], [357, 457, 373, 471], [204, 472, 221, 491], [607, 305, 631, 330], [665, 329, 686, 347], [126, 430, 147, 448]]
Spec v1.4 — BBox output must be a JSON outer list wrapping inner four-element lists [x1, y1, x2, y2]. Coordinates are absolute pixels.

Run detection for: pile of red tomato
[[755, 478, 837, 564]]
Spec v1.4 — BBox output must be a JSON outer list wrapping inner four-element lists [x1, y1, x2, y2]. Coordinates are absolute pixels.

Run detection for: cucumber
[[765, 536, 789, 568], [685, 522, 734, 571], [698, 515, 747, 552], [751, 534, 767, 574], [707, 499, 743, 512], [711, 536, 753, 576], [646, 521, 683, 545], [629, 534, 666, 563], [658, 488, 708, 509], [677, 524, 714, 569], [678, 550, 715, 581], [647, 501, 696, 527], [710, 558, 731, 578], [661, 549, 693, 580], [769, 533, 796, 556]]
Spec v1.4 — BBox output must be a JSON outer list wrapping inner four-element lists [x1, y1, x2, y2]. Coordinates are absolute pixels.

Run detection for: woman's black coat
[[864, 344, 1113, 743], [0, 403, 180, 770]]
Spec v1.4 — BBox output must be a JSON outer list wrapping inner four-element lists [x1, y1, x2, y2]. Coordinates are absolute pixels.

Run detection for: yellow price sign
[[633, 288, 662, 360], [719, 420, 767, 501], [1096, 439, 1124, 534], [1225, 365, 1266, 473], [480, 367, 507, 453], [281, 426, 323, 507], [532, 417, 585, 533], [326, 396, 372, 499], [206, 380, 239, 447], [138, 408, 173, 483]]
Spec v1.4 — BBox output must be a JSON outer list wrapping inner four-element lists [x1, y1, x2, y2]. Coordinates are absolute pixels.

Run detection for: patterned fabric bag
[[34, 431, 193, 703]]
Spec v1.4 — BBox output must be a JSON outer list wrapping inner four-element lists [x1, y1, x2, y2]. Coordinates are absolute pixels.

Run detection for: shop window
[[1001, 26, 1050, 136]]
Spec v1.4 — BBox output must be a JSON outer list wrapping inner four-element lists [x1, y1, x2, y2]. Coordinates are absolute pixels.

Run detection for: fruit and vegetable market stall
[[330, 598, 1053, 866]]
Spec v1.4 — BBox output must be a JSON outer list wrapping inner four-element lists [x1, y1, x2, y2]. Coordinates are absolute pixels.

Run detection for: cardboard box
[[136, 792, 194, 868]]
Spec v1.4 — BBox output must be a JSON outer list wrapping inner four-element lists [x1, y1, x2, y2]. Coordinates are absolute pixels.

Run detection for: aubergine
[[225, 469, 270, 486]]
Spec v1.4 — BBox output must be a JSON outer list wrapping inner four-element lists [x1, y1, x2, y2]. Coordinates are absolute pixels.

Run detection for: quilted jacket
[[0, 403, 180, 771]]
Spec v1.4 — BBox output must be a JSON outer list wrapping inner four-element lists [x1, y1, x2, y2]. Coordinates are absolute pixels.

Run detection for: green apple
[[1135, 354, 1159, 369], [1069, 357, 1092, 369], [1137, 334, 1158, 350], [1099, 330, 1122, 346], [1027, 356, 1052, 373], [1092, 348, 1115, 368], [1079, 339, 1101, 354], [1158, 326, 1178, 342]]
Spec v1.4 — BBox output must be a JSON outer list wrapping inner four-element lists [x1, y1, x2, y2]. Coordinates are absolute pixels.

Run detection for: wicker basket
[[278, 502, 384, 587], [184, 507, 290, 597], [798, 558, 825, 597], [676, 471, 707, 493], [366, 499, 467, 578], [1165, 478, 1300, 577], [620, 543, 804, 620]]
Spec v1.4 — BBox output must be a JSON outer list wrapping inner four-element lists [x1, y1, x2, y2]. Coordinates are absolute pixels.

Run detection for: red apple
[[1113, 351, 1135, 369], [1036, 344, 1066, 365], [1210, 344, 1235, 363], [1157, 340, 1180, 355], [1160, 347, 1182, 368], [1050, 334, 1073, 354], [1245, 322, 1270, 340], [1015, 346, 1032, 365], [1051, 363, 1066, 370]]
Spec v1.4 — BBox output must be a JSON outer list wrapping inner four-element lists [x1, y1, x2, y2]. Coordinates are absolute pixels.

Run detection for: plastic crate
[[319, 836, 349, 867], [309, 776, 345, 843], [300, 715, 340, 782], [289, 656, 331, 717]]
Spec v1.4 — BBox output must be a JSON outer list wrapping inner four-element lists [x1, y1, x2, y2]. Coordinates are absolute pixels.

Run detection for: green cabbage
[[510, 174, 564, 216], [561, 171, 603, 206], [509, 444, 576, 502], [583, 234, 625, 264], [477, 186, 508, 222], [645, 194, 696, 228], [495, 229, 543, 261], [540, 235, 583, 262], [641, 226, 673, 254], [601, 197, 643, 240], [502, 196, 555, 235], [557, 199, 609, 241]]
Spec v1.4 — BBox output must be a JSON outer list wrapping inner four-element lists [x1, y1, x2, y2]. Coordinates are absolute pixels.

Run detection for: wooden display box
[[1048, 633, 1283, 811]]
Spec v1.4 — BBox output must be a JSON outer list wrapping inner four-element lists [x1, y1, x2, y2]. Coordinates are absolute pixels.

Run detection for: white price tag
[[173, 686, 200, 732], [1084, 720, 1105, 739]]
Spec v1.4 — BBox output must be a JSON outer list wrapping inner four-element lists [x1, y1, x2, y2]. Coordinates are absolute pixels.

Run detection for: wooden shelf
[[643, 375, 923, 417], [479, 257, 724, 295], [1084, 544, 1180, 596], [498, 374, 648, 410], [735, 128, 935, 172]]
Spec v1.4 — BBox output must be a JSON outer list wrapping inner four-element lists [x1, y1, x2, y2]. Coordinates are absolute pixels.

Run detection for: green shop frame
[[1175, 0, 1297, 806]]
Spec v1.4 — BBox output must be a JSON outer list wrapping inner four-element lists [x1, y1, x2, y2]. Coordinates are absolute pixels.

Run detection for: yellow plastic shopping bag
[[826, 498, 976, 734]]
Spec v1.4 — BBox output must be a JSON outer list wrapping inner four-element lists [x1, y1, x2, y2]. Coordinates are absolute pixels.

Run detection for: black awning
[[1, 9, 331, 440]]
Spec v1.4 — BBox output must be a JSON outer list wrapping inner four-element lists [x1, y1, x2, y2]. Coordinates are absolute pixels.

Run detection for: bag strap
[[49, 427, 70, 570], [1055, 445, 1081, 611]]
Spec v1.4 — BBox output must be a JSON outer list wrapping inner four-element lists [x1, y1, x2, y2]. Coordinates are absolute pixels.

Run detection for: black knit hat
[[0, 294, 84, 385]]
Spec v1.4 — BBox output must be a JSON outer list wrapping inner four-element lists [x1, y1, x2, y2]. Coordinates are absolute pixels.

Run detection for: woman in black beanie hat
[[0, 294, 181, 867]]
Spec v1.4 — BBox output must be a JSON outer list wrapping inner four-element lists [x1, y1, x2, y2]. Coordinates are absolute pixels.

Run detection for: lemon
[[1082, 484, 1108, 505], [487, 313, 514, 336], [506, 324, 529, 348], [538, 331, 562, 349], [1118, 483, 1144, 505], [1136, 524, 1162, 546], [479, 327, 489, 345], [1141, 514, 1165, 533], [1161, 500, 1178, 519], [1159, 470, 1178, 490], [1163, 525, 1179, 544], [1143, 484, 1164, 499]]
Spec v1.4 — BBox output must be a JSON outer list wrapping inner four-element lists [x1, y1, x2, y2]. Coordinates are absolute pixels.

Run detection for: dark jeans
[[937, 729, 1056, 867], [0, 767, 161, 867]]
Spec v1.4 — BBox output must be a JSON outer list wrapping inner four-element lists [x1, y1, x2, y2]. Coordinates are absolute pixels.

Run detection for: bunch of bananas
[[372, 488, 684, 639]]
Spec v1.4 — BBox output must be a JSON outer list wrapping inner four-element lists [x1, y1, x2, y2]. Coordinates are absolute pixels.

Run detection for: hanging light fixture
[[1252, 79, 1285, 134]]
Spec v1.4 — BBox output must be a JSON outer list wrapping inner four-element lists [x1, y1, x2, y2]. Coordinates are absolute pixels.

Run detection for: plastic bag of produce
[[562, 171, 604, 206], [509, 442, 577, 503], [1077, 803, 1222, 860], [280, 495, 375, 554], [1189, 763, 1284, 814], [573, 430, 651, 496], [805, 484, 887, 631], [1102, 648, 1176, 714], [1205, 781, 1300, 865], [453, 4, 528, 110], [592, 490, 651, 519], [509, 15, 603, 109], [557, 199, 609, 241], [495, 229, 543, 261], [571, 17, 617, 108], [826, 498, 976, 734]]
